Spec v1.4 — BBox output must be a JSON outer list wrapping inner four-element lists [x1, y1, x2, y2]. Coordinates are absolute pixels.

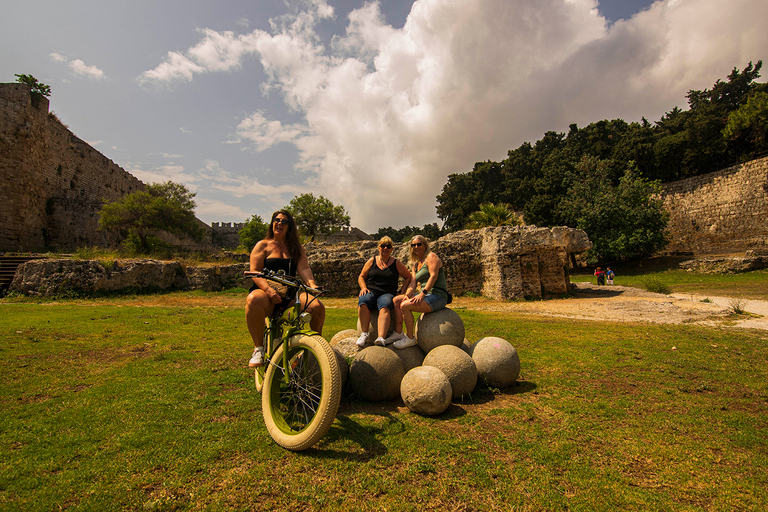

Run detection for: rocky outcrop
[[9, 259, 250, 297], [307, 225, 591, 300], [10, 225, 590, 299], [679, 251, 768, 274]]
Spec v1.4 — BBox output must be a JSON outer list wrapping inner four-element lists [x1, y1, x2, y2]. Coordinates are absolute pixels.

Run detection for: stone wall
[[0, 83, 213, 252], [660, 156, 768, 254], [0, 83, 147, 251], [11, 225, 591, 299]]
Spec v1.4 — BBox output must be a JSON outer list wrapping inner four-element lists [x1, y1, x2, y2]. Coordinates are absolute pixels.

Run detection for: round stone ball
[[415, 308, 465, 353], [423, 345, 477, 398], [330, 329, 358, 347], [332, 347, 349, 388], [388, 344, 425, 373], [333, 336, 362, 360], [470, 337, 520, 389], [356, 308, 396, 339], [460, 338, 472, 354], [349, 346, 405, 401], [400, 366, 452, 416]]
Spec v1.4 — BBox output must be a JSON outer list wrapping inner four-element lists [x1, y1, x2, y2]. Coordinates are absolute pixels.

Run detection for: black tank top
[[265, 257, 297, 276], [366, 257, 399, 295]]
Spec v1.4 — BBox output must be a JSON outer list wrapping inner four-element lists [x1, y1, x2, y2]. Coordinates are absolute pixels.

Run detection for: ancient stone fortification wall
[[11, 226, 591, 300], [660, 156, 768, 254], [0, 83, 146, 251]]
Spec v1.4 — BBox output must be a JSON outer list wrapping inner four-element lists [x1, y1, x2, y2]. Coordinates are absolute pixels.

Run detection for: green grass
[[571, 257, 768, 300], [1, 289, 767, 510]]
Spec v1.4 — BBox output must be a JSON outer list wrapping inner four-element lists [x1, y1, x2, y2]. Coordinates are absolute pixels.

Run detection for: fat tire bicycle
[[244, 269, 342, 451]]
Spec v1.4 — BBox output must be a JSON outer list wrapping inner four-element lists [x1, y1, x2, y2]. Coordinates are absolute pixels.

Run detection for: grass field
[[1, 279, 767, 510]]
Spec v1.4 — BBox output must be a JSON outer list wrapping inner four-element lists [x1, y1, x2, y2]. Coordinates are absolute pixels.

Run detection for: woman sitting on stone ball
[[356, 236, 413, 347], [388, 234, 449, 349]]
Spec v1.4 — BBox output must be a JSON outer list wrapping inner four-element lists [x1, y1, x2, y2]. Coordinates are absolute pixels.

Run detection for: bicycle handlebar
[[244, 269, 324, 297]]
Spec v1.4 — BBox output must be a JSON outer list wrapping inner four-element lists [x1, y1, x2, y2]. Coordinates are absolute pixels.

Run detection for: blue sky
[[2, 0, 766, 233]]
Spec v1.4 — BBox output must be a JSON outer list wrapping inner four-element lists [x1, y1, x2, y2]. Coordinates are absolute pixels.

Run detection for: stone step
[[0, 256, 43, 290]]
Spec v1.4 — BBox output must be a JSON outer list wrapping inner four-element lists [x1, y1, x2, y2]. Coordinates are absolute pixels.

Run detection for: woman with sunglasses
[[355, 236, 413, 347], [245, 209, 325, 367], [389, 235, 449, 349]]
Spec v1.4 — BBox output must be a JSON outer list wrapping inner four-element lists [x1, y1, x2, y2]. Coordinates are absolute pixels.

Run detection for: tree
[[722, 91, 768, 157], [553, 158, 668, 263], [284, 193, 350, 240], [98, 181, 205, 253], [466, 203, 522, 229], [15, 74, 51, 97], [238, 214, 268, 251]]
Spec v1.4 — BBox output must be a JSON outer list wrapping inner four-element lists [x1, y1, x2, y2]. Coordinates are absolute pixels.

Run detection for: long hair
[[266, 209, 302, 261], [408, 235, 430, 266]]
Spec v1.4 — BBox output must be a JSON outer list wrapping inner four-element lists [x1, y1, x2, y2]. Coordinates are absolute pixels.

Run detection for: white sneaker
[[249, 346, 265, 367], [393, 335, 417, 350], [385, 331, 405, 344], [356, 332, 370, 348], [374, 336, 386, 346]]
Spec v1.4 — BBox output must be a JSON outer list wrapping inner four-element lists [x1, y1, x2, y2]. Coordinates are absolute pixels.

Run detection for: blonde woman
[[356, 236, 412, 347], [387, 235, 449, 349]]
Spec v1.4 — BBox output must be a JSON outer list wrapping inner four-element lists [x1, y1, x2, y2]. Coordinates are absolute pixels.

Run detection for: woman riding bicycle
[[245, 210, 325, 367]]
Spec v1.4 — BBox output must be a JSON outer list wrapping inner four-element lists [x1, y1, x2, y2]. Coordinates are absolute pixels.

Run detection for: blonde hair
[[378, 236, 394, 247], [408, 235, 430, 266]]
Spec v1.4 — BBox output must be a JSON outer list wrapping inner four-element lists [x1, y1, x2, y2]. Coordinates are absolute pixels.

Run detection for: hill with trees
[[435, 61, 768, 263]]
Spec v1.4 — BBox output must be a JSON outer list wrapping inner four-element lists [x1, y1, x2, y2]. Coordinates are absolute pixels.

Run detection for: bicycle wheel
[[262, 334, 342, 451], [254, 366, 265, 393]]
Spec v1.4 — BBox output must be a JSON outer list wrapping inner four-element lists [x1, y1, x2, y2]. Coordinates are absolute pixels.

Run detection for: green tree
[[15, 74, 51, 97], [238, 214, 268, 251], [554, 158, 668, 263], [284, 193, 350, 240], [98, 181, 205, 253], [722, 91, 768, 156], [466, 203, 522, 229]]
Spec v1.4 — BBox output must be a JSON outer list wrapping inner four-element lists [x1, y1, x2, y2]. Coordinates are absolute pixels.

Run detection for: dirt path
[[442, 283, 768, 332]]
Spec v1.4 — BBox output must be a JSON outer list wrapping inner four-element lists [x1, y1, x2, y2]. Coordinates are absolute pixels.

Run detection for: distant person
[[244, 210, 325, 367], [389, 235, 450, 349], [606, 267, 614, 285], [594, 266, 606, 286], [356, 236, 412, 347]]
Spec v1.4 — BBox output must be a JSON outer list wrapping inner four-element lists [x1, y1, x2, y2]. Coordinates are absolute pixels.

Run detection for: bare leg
[[358, 304, 371, 333], [245, 289, 274, 347], [300, 293, 326, 336], [401, 298, 433, 338], [391, 295, 405, 334], [377, 307, 391, 338]]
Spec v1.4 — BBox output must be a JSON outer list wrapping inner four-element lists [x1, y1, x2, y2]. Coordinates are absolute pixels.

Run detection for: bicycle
[[244, 269, 342, 451]]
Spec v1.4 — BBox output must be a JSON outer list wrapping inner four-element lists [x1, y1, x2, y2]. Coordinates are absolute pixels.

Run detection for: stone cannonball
[[332, 347, 349, 388], [349, 346, 405, 401], [400, 366, 452, 416], [330, 329, 358, 347], [423, 345, 477, 398], [388, 344, 425, 373], [470, 337, 520, 389], [356, 308, 396, 339], [333, 336, 362, 360], [415, 307, 465, 354]]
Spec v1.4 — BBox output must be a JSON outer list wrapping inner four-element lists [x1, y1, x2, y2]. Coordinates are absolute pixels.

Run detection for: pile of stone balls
[[329, 307, 521, 416]]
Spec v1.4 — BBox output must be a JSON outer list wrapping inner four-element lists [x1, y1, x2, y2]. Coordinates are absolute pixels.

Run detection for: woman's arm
[[250, 241, 281, 302], [296, 247, 319, 289], [396, 259, 413, 294], [358, 258, 374, 296], [419, 253, 443, 294]]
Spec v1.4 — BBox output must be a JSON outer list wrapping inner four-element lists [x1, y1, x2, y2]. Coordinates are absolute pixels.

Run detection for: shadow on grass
[[312, 414, 395, 460]]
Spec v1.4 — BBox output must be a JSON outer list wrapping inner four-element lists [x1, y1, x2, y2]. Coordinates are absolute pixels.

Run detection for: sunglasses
[[273, 218, 289, 225], [410, 242, 423, 247], [379, 244, 392, 249]]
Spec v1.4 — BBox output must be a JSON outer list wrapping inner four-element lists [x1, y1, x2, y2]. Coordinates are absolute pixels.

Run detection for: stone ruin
[[9, 225, 590, 298]]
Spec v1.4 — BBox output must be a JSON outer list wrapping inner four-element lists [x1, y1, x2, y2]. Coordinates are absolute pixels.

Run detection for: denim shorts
[[358, 292, 395, 311], [423, 293, 447, 312]]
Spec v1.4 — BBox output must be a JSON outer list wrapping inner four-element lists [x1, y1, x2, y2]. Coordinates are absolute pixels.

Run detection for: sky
[[2, 0, 766, 234]]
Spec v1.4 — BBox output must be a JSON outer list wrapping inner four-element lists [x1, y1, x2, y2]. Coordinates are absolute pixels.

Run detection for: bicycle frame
[[244, 269, 324, 384]]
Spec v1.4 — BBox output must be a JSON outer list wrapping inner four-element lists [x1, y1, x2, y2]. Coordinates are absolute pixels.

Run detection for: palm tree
[[466, 203, 523, 229]]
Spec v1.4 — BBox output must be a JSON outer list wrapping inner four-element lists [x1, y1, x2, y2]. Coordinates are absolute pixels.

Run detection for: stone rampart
[[660, 156, 768, 254], [10, 226, 591, 299], [0, 83, 213, 252]]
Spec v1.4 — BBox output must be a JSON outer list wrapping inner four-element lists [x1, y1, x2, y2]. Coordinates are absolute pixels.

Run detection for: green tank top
[[413, 262, 448, 301]]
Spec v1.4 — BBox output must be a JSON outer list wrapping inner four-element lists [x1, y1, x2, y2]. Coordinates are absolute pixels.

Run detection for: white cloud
[[147, 0, 768, 232], [49, 53, 106, 80]]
